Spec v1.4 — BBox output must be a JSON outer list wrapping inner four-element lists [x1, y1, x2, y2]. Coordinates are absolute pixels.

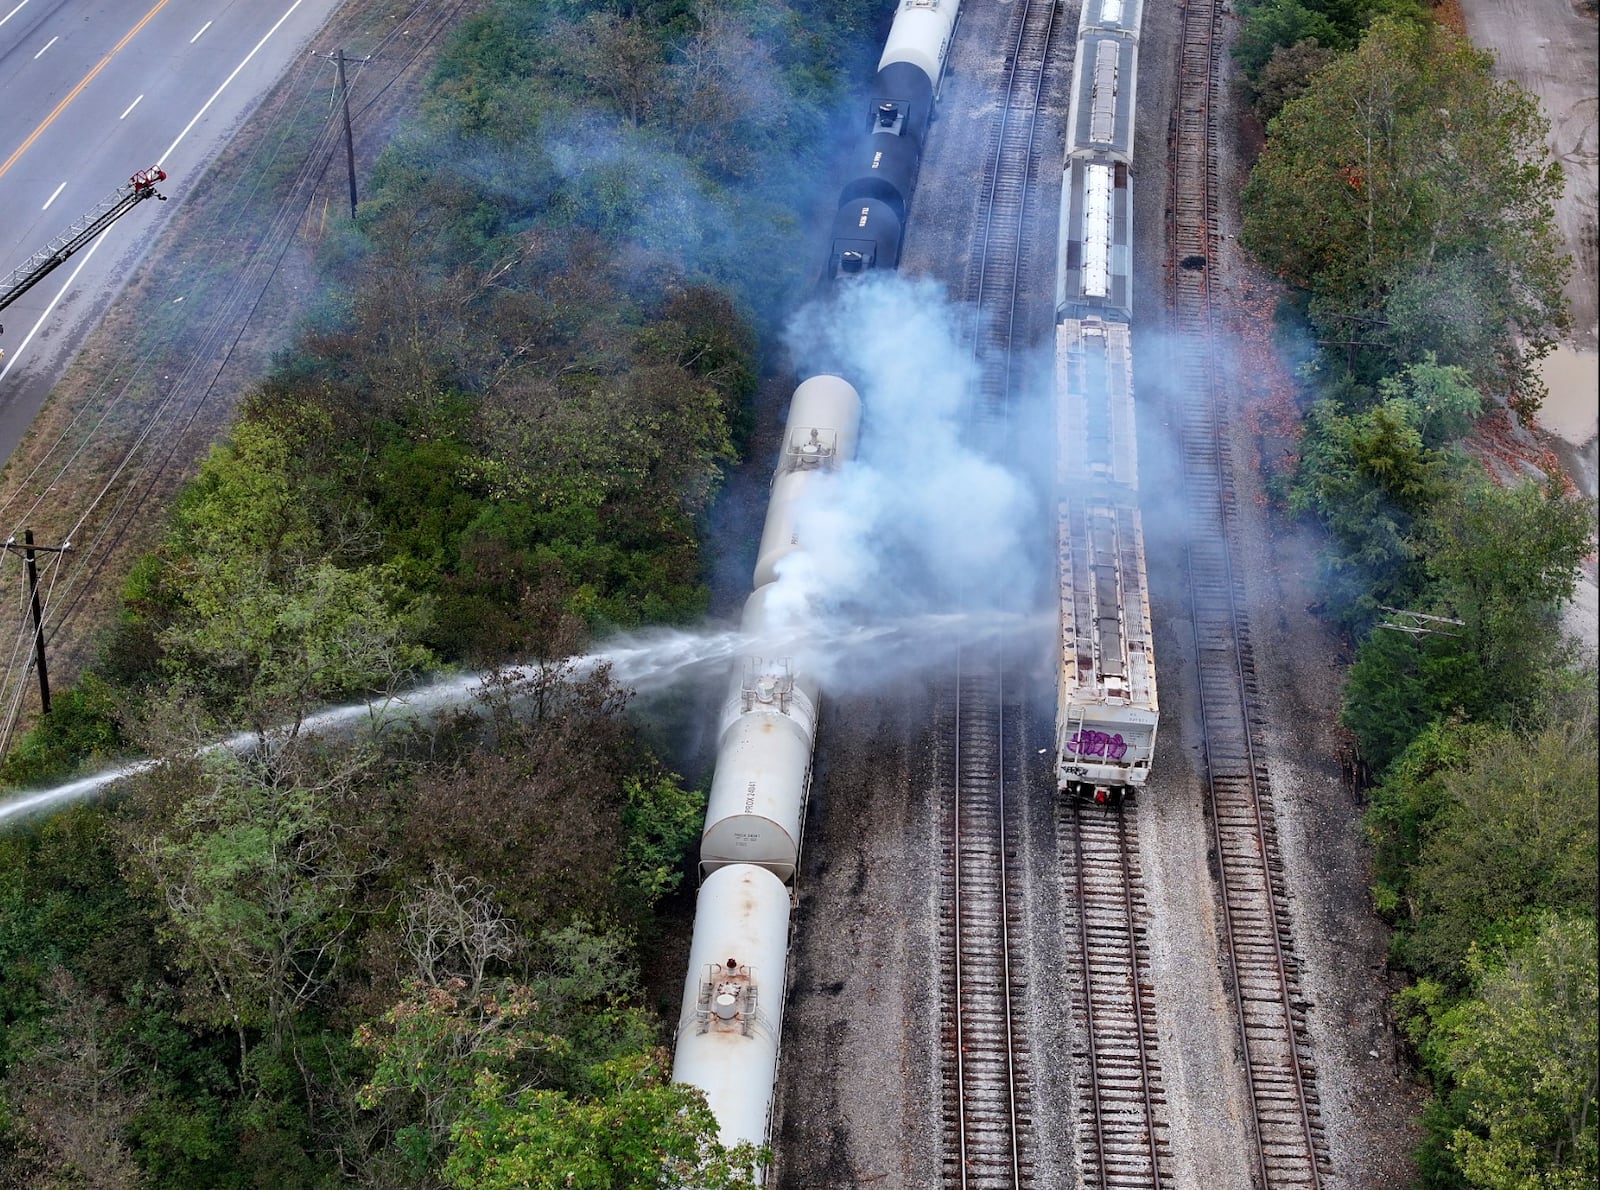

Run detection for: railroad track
[[936, 0, 1060, 1184], [1166, 0, 1331, 1184], [939, 663, 1031, 1188], [964, 0, 1058, 425], [1062, 799, 1170, 1189]]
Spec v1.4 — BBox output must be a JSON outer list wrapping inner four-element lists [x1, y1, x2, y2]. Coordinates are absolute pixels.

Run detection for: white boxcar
[[673, 863, 792, 1166], [700, 586, 821, 881], [753, 374, 862, 590]]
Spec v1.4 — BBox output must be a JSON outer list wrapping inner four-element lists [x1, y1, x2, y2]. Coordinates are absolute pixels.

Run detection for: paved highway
[[0, 0, 348, 459]]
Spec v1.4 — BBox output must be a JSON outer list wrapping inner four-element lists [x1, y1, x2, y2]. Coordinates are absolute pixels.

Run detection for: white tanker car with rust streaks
[[1054, 0, 1159, 803], [670, 0, 961, 1172], [671, 377, 858, 1172]]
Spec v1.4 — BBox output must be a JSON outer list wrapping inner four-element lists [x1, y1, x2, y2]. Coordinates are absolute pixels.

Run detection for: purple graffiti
[[1066, 730, 1128, 761]]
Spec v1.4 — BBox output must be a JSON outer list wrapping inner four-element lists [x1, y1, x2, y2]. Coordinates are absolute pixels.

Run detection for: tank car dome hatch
[[750, 670, 786, 707], [738, 587, 821, 709], [873, 61, 937, 147], [788, 374, 862, 461], [795, 428, 831, 468]]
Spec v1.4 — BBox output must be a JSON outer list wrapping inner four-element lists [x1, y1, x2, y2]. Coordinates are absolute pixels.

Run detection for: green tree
[[1288, 389, 1453, 622], [1251, 38, 1338, 123], [1234, 0, 1342, 80], [1424, 478, 1593, 711], [1242, 17, 1569, 400], [356, 922, 674, 1182], [1341, 628, 1476, 776], [443, 1052, 763, 1190], [147, 417, 433, 731], [1376, 351, 1482, 446], [0, 969, 144, 1189], [0, 675, 124, 789], [1431, 915, 1598, 1188], [125, 744, 385, 1069], [1364, 717, 1493, 915], [619, 772, 706, 910], [1401, 714, 1598, 983]]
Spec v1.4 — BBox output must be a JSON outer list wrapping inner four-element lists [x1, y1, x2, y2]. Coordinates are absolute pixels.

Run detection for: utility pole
[[2, 531, 70, 715], [333, 50, 370, 219]]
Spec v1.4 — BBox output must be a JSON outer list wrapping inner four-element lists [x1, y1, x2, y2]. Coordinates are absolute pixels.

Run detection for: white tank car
[[673, 863, 792, 1165], [878, 0, 963, 92], [700, 584, 822, 881], [752, 374, 862, 590]]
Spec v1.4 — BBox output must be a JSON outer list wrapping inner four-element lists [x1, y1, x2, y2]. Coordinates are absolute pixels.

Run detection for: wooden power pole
[[333, 50, 371, 219], [2, 531, 69, 714]]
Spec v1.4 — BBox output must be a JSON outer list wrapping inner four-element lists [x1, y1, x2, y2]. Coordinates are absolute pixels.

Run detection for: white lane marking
[[159, 0, 306, 166], [41, 180, 64, 209], [120, 94, 144, 119], [189, 19, 210, 43], [0, 226, 113, 385], [32, 34, 55, 59], [0, 0, 31, 31]]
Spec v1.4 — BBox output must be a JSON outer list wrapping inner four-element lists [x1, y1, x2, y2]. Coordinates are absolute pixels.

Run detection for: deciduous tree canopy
[[1242, 17, 1570, 404]]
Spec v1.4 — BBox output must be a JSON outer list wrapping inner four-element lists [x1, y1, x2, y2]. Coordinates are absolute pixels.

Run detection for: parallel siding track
[[1062, 800, 1170, 1189], [937, 0, 1059, 1184], [1166, 0, 1331, 1184]]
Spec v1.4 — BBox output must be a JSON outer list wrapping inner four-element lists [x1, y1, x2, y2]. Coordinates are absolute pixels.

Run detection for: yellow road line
[[0, 0, 174, 181]]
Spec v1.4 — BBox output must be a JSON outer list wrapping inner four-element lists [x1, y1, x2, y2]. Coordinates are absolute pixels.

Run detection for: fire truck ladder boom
[[0, 166, 168, 325]]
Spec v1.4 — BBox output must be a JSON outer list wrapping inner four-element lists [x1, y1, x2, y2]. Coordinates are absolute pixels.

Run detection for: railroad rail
[[939, 663, 1031, 1188], [1166, 0, 1331, 1184], [937, 0, 1060, 1183], [964, 0, 1059, 426], [1063, 799, 1169, 1189]]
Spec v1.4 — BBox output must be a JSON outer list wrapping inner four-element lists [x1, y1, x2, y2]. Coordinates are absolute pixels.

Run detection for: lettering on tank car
[[745, 780, 757, 813], [872, 151, 884, 169], [857, 207, 872, 228]]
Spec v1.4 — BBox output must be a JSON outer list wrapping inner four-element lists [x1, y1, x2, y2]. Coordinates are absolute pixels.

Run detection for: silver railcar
[[1054, 0, 1156, 800]]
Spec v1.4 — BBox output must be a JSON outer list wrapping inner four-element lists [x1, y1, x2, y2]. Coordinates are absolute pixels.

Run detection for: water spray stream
[[0, 608, 1046, 829]]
